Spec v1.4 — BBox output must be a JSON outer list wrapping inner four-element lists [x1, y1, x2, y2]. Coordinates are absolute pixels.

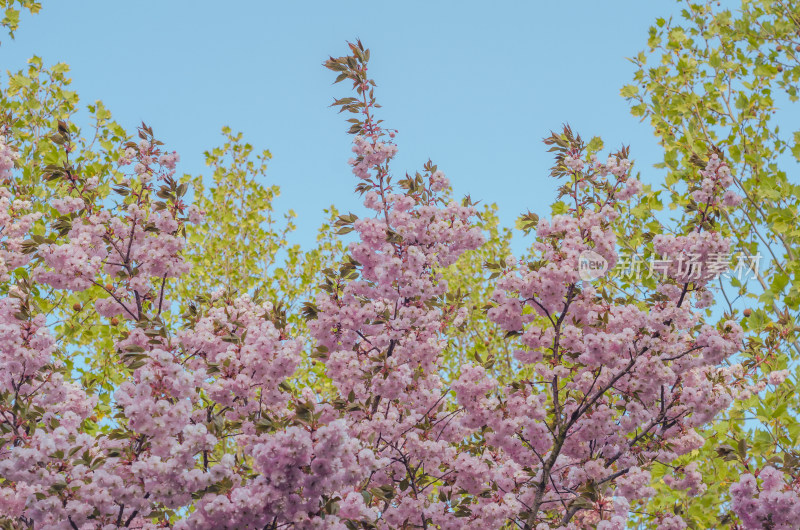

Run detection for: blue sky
[[2, 1, 690, 252]]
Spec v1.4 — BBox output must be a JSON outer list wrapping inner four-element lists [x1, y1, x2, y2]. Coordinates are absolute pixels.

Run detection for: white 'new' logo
[[578, 250, 608, 281]]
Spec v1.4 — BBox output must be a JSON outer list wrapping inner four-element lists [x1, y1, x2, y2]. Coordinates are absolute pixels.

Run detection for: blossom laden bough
[[0, 40, 787, 530]]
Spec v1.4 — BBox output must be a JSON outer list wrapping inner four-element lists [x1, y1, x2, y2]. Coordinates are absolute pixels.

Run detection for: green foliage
[[177, 128, 346, 393], [179, 128, 294, 299], [1, 56, 131, 424], [178, 125, 347, 321], [0, 0, 40, 40], [625, 1, 800, 526]]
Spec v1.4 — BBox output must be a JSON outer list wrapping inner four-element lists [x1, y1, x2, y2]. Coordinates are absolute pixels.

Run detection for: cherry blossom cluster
[[1, 183, 372, 527], [314, 50, 751, 528], [0, 285, 371, 528], [0, 126, 365, 528], [350, 135, 398, 180], [0, 43, 768, 529], [0, 137, 40, 284], [0, 292, 99, 528], [167, 297, 376, 529], [648, 157, 745, 288], [309, 98, 491, 526], [690, 153, 741, 208], [730, 465, 800, 530], [0, 192, 39, 283], [0, 134, 19, 183], [30, 128, 198, 321], [118, 137, 180, 186], [462, 134, 748, 527]]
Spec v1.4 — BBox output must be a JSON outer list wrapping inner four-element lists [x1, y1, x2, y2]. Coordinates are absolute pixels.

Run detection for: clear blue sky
[[2, 1, 690, 252]]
